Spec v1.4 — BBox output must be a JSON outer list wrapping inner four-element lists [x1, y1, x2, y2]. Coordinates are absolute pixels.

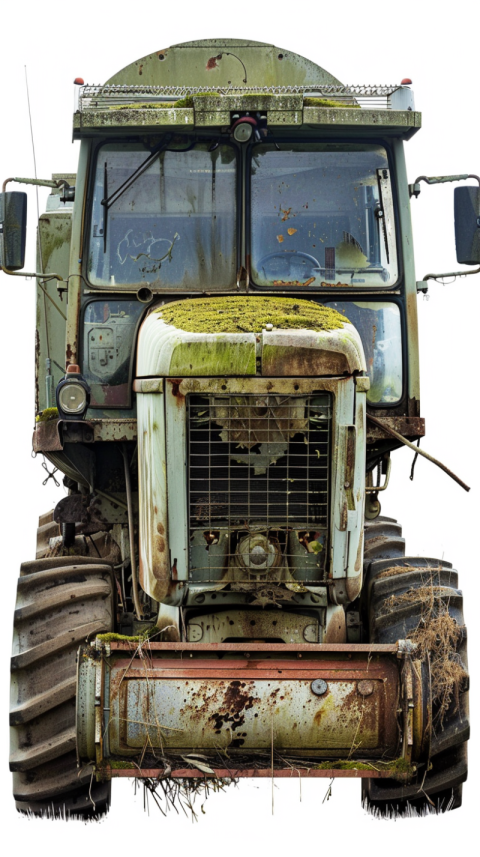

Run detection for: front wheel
[[10, 556, 115, 818], [362, 531, 469, 816]]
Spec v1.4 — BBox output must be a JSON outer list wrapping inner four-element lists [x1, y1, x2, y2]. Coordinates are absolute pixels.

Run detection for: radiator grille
[[187, 393, 332, 583]]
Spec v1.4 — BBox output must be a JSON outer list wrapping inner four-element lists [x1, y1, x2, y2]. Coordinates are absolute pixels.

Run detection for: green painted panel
[[105, 39, 343, 89], [36, 204, 71, 412]]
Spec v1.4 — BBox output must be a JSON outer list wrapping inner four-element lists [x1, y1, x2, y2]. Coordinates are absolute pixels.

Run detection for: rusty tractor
[[3, 39, 477, 818]]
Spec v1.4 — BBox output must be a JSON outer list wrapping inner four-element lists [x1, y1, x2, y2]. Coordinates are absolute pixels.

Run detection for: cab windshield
[[250, 143, 398, 288], [326, 301, 403, 404], [87, 141, 237, 289]]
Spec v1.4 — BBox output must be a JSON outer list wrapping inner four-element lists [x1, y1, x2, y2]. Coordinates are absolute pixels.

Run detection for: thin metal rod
[[367, 414, 470, 492], [422, 266, 480, 282], [0, 264, 64, 282], [121, 444, 143, 620]]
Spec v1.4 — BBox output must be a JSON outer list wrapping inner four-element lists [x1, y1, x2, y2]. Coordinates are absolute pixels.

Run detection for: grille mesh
[[187, 393, 331, 583]]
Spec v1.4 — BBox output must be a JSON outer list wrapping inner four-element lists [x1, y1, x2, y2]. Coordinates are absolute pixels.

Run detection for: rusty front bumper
[[77, 642, 430, 780]]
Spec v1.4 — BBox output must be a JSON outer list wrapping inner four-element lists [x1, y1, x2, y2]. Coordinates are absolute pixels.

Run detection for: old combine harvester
[[3, 39, 478, 818]]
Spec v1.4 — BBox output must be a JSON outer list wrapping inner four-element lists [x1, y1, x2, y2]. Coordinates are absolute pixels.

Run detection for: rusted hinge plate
[[366, 416, 425, 443]]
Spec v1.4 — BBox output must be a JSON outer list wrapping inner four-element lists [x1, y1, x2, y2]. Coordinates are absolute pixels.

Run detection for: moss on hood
[[156, 296, 348, 334]]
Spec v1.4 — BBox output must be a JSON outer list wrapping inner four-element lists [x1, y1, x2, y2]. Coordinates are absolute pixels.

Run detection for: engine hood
[[136, 298, 366, 377]]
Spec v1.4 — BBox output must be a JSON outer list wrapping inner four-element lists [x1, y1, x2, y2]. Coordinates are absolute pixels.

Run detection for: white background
[[1, 2, 478, 853]]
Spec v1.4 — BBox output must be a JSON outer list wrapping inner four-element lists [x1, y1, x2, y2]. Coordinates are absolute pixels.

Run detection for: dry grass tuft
[[377, 564, 444, 580], [382, 576, 468, 725], [138, 775, 236, 820]]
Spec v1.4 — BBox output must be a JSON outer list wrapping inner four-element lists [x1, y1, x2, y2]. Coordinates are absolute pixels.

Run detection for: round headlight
[[235, 533, 281, 573], [58, 382, 88, 414]]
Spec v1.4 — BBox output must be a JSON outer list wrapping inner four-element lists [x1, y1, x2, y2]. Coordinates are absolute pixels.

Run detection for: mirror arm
[[1, 176, 65, 281], [409, 173, 480, 198], [410, 173, 480, 289], [2, 176, 68, 193], [0, 263, 64, 282], [417, 266, 480, 292]]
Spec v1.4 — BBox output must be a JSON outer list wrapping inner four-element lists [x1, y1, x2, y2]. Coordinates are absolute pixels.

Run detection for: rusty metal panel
[[366, 416, 425, 443], [114, 671, 395, 753], [109, 641, 399, 653], [32, 420, 63, 452], [261, 326, 366, 377], [77, 641, 434, 784], [165, 379, 189, 581], [96, 645, 401, 760], [91, 419, 138, 442], [186, 610, 320, 644], [175, 377, 344, 397], [137, 391, 170, 601]]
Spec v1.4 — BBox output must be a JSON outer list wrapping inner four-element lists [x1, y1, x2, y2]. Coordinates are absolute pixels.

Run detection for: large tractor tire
[[10, 556, 115, 818], [361, 519, 469, 816]]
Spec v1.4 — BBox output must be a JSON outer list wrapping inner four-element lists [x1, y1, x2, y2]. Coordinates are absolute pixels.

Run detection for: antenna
[[24, 66, 40, 223], [25, 66, 53, 405]]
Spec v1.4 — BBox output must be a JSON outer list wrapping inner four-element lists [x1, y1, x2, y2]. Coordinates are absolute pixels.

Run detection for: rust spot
[[157, 522, 165, 535], [262, 347, 349, 378], [169, 378, 182, 396], [206, 54, 222, 70], [171, 561, 178, 580], [66, 343, 73, 363], [209, 680, 260, 732], [155, 535, 165, 553], [154, 506, 158, 515], [138, 64, 143, 75], [168, 378, 185, 407], [358, 680, 374, 697]]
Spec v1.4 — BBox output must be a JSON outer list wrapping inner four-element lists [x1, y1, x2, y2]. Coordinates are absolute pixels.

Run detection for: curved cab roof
[[105, 38, 343, 88]]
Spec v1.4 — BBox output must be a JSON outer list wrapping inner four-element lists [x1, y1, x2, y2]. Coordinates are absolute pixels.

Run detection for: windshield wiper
[[99, 136, 222, 254], [103, 161, 108, 253], [101, 134, 173, 213], [376, 168, 395, 264]]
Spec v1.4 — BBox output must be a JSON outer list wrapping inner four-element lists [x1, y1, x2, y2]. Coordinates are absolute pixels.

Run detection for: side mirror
[[0, 192, 27, 270], [454, 186, 480, 265]]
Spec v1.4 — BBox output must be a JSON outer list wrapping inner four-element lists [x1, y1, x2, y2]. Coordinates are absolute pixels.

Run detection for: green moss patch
[[179, 92, 221, 108], [35, 407, 59, 423], [157, 296, 348, 334], [110, 92, 221, 111], [97, 626, 158, 644], [109, 102, 176, 111], [303, 98, 360, 109]]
